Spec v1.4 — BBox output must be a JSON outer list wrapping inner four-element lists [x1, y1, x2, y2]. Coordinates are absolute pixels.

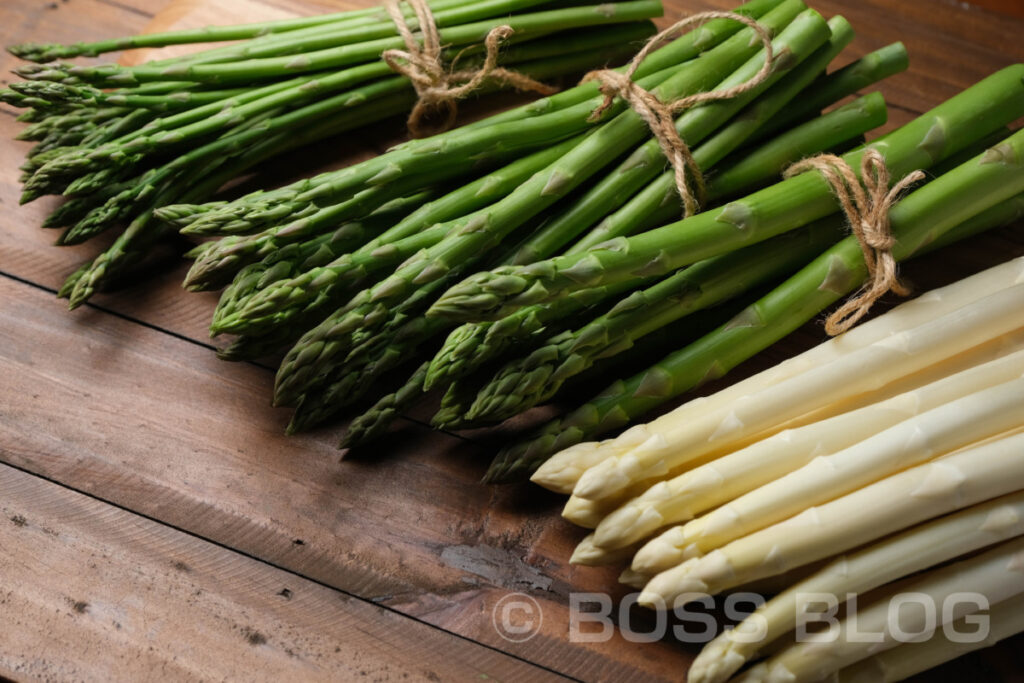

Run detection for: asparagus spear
[[425, 92, 887, 392], [743, 39, 909, 145], [834, 592, 1024, 683], [517, 13, 854, 262], [6, 0, 483, 61], [569, 130, 1024, 507], [733, 536, 1024, 683], [212, 136, 584, 334], [464, 217, 844, 423], [429, 65, 1024, 322], [637, 431, 1024, 606], [166, 0, 780, 241], [487, 136, 1024, 485], [340, 362, 432, 449], [598, 342, 1024, 557], [691, 490, 1024, 683], [273, 3, 816, 405], [23, 1, 664, 86]]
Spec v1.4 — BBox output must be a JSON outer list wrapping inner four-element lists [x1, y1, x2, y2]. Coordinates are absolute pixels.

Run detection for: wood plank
[[0, 273, 697, 681], [0, 461, 566, 682]]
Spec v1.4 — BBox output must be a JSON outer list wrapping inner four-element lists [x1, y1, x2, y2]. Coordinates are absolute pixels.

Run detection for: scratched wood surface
[[0, 0, 1023, 681]]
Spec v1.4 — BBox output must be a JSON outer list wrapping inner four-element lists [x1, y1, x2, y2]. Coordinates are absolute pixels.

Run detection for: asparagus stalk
[[637, 430, 1024, 606], [735, 536, 1024, 683], [6, 0, 484, 62], [426, 93, 887, 393], [745, 40, 909, 145], [568, 131, 1024, 507], [501, 8, 841, 265], [208, 135, 583, 332], [494, 162, 1024, 487], [429, 65, 1024, 322], [834, 592, 1024, 683], [63, 41, 629, 306], [23, 2, 664, 86], [340, 362, 432, 449], [464, 217, 844, 424], [598, 341, 1024, 557], [679, 374, 1024, 556], [691, 490, 1024, 683], [273, 3, 816, 405]]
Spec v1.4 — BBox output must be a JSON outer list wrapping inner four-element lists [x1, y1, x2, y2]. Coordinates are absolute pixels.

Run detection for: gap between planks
[[0, 458, 571, 682]]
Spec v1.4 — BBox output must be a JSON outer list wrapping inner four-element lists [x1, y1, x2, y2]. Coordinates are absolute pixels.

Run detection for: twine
[[382, 0, 558, 138], [785, 150, 926, 335], [581, 12, 776, 217]]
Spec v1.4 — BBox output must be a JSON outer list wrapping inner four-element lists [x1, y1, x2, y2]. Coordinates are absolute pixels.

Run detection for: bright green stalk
[[34, 1, 662, 86], [465, 217, 844, 423], [707, 91, 887, 198], [747, 40, 909, 145], [272, 3, 811, 405], [213, 136, 584, 334], [211, 193, 433, 328], [340, 362, 432, 449], [431, 65, 1024, 321], [6, 0, 480, 62], [421, 75, 887, 392], [484, 129, 1024, 483], [513, 9, 839, 264], [62, 89, 419, 306], [168, 0, 782, 232], [423, 276, 647, 391]]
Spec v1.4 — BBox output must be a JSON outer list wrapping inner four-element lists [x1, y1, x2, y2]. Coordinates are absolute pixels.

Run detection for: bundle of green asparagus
[[3, 0, 664, 307], [45, 0, 1014, 485], [165, 0, 939, 446]]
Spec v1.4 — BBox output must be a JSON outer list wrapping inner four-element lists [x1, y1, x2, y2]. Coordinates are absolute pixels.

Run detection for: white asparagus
[[688, 491, 1024, 683], [531, 256, 1024, 494], [569, 533, 639, 566], [736, 536, 1024, 683], [835, 591, 1024, 683], [573, 282, 1024, 506], [561, 495, 607, 528], [595, 341, 1024, 554], [677, 376, 1024, 558], [636, 431, 1024, 606]]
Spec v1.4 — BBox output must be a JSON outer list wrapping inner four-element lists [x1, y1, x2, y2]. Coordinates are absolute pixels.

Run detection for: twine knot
[[785, 150, 926, 335], [581, 11, 775, 217], [382, 0, 557, 138]]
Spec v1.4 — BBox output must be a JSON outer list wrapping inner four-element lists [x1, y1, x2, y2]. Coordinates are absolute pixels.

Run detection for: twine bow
[[581, 12, 776, 217], [382, 0, 557, 138], [785, 150, 926, 335]]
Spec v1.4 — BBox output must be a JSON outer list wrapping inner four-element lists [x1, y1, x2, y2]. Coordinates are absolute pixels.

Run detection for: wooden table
[[1, 0, 1022, 680]]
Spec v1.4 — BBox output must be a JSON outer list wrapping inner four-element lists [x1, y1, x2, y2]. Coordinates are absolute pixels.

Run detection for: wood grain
[[1, 0, 1023, 680], [0, 273, 697, 681], [0, 461, 566, 682]]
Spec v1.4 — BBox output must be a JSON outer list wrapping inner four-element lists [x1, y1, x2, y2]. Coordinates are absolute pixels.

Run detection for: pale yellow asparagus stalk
[[562, 495, 609, 529], [572, 282, 1024, 507], [835, 591, 1024, 683], [595, 340, 1024, 554], [676, 375, 1024, 558], [530, 256, 1024, 495], [736, 536, 1024, 683], [689, 490, 1024, 683], [636, 430, 1024, 606], [568, 534, 639, 565]]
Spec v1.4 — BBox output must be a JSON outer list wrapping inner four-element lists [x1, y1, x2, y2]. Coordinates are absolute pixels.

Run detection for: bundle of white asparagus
[[531, 255, 1024, 682]]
